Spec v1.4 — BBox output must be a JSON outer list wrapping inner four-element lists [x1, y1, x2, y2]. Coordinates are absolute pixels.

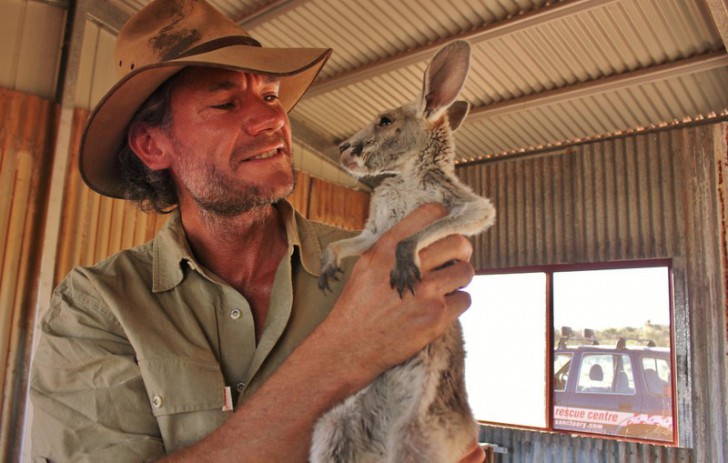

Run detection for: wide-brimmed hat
[[80, 0, 332, 198]]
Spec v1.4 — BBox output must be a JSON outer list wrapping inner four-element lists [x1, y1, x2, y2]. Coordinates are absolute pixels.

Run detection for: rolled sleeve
[[30, 273, 165, 462]]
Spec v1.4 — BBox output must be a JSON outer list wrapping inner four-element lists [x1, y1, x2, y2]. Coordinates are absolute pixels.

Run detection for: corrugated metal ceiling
[[107, 0, 728, 165]]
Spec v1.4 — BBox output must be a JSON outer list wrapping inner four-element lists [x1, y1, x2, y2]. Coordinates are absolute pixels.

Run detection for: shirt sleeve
[[29, 270, 166, 462]]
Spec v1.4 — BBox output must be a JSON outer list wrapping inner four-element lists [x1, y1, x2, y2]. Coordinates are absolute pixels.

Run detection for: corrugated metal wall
[[461, 132, 684, 269], [307, 177, 370, 230], [457, 123, 728, 462], [52, 107, 169, 286], [0, 88, 56, 462]]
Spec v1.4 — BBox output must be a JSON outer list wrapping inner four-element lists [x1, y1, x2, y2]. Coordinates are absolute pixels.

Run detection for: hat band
[[176, 35, 262, 59]]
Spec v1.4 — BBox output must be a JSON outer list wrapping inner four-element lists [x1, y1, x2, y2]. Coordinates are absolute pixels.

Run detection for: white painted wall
[[0, 0, 66, 99], [75, 19, 117, 109]]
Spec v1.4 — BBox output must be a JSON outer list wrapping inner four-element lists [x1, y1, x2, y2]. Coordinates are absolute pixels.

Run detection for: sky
[[552, 266, 670, 330]]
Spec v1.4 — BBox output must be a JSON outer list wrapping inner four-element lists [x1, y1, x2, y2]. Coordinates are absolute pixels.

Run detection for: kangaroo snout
[[339, 140, 364, 157]]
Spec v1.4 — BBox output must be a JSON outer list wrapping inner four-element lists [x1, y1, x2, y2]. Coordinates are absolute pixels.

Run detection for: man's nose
[[243, 97, 286, 135]]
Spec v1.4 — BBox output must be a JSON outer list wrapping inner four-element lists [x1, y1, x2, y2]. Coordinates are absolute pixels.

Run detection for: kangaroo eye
[[377, 116, 393, 127]]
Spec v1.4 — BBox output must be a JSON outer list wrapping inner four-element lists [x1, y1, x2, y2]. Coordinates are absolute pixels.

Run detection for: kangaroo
[[311, 41, 496, 463]]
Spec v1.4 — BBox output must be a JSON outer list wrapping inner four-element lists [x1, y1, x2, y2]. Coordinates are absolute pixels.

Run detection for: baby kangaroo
[[312, 41, 496, 463]]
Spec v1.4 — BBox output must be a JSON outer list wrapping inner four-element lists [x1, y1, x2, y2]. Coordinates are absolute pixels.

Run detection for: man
[[30, 1, 484, 461]]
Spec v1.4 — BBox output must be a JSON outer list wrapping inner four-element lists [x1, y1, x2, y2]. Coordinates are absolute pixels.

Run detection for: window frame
[[467, 259, 679, 446]]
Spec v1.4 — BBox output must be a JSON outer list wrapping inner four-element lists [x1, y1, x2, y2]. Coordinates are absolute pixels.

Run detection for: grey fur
[[312, 40, 496, 463]]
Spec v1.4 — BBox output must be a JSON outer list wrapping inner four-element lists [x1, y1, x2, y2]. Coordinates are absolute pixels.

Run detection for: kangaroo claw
[[390, 262, 421, 298], [318, 265, 343, 293]]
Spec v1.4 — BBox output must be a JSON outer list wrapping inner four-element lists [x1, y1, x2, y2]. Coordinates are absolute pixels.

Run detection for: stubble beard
[[175, 144, 295, 218]]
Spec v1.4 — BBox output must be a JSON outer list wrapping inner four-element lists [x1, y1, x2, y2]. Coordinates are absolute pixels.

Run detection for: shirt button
[[230, 308, 242, 320], [236, 382, 245, 393], [152, 395, 163, 408]]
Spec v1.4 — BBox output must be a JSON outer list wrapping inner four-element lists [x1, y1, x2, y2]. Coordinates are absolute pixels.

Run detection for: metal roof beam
[[468, 51, 728, 121], [78, 0, 308, 33], [305, 0, 621, 98], [706, 0, 728, 51], [236, 0, 311, 28], [84, 0, 129, 32]]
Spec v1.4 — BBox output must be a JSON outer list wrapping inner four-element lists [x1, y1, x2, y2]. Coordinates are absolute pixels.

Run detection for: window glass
[[641, 357, 671, 395], [553, 353, 572, 392], [552, 266, 673, 442], [462, 273, 547, 428], [575, 354, 634, 394]]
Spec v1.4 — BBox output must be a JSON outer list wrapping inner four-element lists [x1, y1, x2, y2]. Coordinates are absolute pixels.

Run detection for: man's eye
[[264, 94, 280, 102], [211, 102, 235, 110]]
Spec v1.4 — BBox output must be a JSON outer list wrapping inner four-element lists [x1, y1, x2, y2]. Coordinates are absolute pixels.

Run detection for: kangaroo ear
[[418, 40, 471, 121], [447, 101, 470, 131]]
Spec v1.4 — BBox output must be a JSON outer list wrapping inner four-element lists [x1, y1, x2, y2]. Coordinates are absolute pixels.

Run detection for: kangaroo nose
[[340, 142, 364, 157]]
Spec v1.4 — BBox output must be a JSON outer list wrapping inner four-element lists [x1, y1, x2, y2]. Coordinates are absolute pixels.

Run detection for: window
[[462, 263, 675, 444], [461, 273, 547, 428], [641, 356, 671, 396], [574, 353, 634, 394], [553, 353, 571, 392]]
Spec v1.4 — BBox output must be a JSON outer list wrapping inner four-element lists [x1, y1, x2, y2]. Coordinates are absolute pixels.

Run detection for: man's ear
[[127, 122, 172, 170]]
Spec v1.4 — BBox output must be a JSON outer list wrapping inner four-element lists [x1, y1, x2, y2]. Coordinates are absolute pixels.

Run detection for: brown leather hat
[[80, 0, 332, 198]]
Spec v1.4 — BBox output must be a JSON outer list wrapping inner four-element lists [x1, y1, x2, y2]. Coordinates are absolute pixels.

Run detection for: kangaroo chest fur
[[311, 160, 483, 463], [370, 168, 456, 232], [310, 318, 473, 463]]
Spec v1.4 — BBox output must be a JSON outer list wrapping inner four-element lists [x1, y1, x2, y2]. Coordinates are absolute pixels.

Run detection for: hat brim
[[80, 45, 332, 199]]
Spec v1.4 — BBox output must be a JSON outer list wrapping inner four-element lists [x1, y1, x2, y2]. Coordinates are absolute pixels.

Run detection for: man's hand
[[323, 202, 475, 384]]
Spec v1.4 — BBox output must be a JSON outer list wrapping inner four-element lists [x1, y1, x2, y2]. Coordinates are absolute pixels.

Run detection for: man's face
[[162, 67, 295, 216]]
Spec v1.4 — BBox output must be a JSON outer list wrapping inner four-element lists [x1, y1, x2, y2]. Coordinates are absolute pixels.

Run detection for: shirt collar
[[279, 200, 323, 277], [151, 200, 321, 293]]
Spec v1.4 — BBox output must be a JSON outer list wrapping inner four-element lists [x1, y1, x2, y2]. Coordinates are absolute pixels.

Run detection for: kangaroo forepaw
[[318, 265, 343, 293], [390, 260, 421, 298], [390, 240, 420, 297]]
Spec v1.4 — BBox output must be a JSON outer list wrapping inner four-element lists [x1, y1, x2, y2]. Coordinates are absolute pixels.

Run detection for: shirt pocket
[[138, 358, 227, 453]]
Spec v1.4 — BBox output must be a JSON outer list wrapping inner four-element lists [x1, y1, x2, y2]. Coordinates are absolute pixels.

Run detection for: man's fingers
[[444, 289, 473, 318], [459, 440, 486, 463], [427, 260, 475, 298], [418, 234, 473, 271]]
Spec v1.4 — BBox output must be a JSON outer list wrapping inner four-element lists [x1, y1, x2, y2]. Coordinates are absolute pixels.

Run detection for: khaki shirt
[[30, 201, 354, 462]]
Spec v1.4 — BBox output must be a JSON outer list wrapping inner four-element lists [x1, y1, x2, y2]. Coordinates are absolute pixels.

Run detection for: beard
[[173, 142, 295, 217]]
